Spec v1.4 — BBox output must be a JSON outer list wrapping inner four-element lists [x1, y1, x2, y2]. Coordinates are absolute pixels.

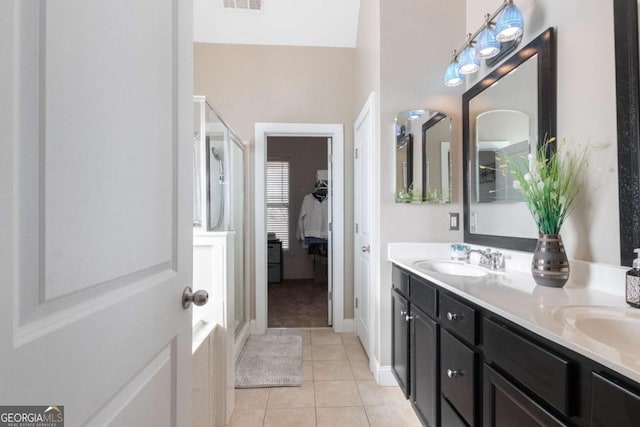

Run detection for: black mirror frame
[[614, 0, 640, 266], [463, 27, 557, 252]]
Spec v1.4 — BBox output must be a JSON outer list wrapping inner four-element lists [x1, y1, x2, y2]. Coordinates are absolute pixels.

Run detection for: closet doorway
[[266, 136, 330, 328], [254, 123, 345, 334]]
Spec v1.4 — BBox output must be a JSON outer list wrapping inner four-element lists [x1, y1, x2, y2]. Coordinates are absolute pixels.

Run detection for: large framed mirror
[[614, 0, 640, 266], [463, 28, 556, 251], [395, 109, 452, 203]]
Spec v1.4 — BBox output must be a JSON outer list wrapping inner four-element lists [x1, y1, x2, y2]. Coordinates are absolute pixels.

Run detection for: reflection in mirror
[[463, 28, 556, 251], [422, 113, 451, 203], [395, 110, 451, 203], [475, 110, 529, 203]]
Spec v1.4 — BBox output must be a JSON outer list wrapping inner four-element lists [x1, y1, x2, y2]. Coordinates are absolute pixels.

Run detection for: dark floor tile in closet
[[268, 279, 329, 328]]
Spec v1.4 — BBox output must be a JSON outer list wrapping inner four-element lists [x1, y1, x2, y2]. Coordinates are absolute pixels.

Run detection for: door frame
[[254, 123, 345, 334]]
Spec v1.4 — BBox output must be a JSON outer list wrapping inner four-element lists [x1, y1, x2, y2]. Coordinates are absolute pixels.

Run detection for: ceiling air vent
[[223, 0, 262, 11]]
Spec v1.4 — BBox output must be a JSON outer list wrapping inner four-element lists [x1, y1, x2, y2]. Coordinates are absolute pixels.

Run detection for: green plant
[[506, 137, 589, 234]]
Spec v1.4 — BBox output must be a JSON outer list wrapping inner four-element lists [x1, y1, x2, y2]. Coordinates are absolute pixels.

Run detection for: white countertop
[[388, 242, 640, 384]]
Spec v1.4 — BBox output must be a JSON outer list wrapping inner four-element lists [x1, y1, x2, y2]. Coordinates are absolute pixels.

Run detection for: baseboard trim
[[376, 366, 399, 387], [250, 319, 258, 335], [233, 321, 251, 363], [369, 356, 399, 387], [341, 318, 354, 333]]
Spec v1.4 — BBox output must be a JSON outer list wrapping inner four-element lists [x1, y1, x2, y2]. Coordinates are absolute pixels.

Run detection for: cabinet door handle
[[447, 369, 463, 378], [405, 315, 413, 322], [447, 312, 461, 321]]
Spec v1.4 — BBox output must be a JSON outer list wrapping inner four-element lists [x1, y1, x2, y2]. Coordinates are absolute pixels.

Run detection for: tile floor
[[227, 328, 422, 427]]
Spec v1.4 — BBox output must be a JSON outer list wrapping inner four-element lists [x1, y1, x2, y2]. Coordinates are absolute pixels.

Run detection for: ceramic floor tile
[[303, 363, 314, 381], [316, 406, 370, 427], [310, 332, 343, 346], [349, 359, 374, 380], [365, 405, 422, 427], [314, 380, 363, 407], [345, 344, 368, 362], [267, 382, 315, 408], [356, 381, 407, 407], [263, 408, 317, 427], [235, 388, 270, 409], [311, 344, 348, 361], [303, 345, 312, 361], [312, 360, 354, 381], [226, 409, 265, 427], [340, 333, 361, 346]]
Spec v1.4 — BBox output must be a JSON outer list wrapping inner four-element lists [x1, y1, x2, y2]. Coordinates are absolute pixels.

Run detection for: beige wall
[[467, 0, 619, 265], [376, 0, 467, 367], [267, 136, 328, 280], [194, 43, 355, 320]]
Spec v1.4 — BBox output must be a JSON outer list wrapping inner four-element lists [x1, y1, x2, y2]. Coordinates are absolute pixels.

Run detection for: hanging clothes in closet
[[297, 170, 329, 257]]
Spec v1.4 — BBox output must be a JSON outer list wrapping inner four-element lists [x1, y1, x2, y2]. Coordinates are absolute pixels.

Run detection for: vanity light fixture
[[476, 15, 501, 59], [444, 0, 524, 86], [495, 1, 524, 42], [444, 50, 465, 87], [458, 36, 481, 75]]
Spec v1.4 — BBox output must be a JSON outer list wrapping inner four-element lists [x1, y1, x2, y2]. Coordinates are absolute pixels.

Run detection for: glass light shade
[[458, 46, 480, 75], [496, 3, 524, 42], [475, 26, 500, 59], [444, 61, 464, 87]]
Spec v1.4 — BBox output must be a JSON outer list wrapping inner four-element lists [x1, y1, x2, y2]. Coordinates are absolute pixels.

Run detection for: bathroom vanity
[[389, 243, 640, 427]]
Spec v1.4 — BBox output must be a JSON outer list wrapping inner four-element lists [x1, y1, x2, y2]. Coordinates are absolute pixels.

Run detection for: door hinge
[[328, 153, 332, 162], [355, 223, 359, 233], [329, 291, 333, 300], [355, 148, 359, 159], [329, 222, 333, 232], [355, 298, 359, 309]]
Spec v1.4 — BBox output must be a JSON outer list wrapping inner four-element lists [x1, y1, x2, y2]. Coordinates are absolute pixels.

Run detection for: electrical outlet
[[449, 212, 459, 230]]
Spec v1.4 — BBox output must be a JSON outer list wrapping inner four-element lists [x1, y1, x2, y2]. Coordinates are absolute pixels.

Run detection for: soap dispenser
[[626, 249, 640, 308]]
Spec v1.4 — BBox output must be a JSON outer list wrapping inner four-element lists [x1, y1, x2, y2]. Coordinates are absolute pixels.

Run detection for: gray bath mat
[[235, 335, 303, 388]]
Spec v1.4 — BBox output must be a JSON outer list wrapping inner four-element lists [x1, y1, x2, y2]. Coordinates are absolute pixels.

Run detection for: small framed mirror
[[463, 28, 556, 251], [395, 109, 452, 203]]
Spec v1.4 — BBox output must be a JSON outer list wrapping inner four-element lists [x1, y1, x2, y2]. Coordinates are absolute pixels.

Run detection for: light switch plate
[[449, 212, 459, 231]]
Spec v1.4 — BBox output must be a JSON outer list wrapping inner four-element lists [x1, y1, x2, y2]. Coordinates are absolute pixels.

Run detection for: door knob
[[182, 287, 209, 309], [361, 245, 370, 253]]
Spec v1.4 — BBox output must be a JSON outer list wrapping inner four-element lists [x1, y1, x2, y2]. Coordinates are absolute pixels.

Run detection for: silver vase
[[531, 233, 570, 288]]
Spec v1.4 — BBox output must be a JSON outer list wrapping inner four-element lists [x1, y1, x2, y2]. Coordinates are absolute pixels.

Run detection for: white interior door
[[327, 137, 334, 325], [354, 96, 374, 355], [0, 1, 193, 425]]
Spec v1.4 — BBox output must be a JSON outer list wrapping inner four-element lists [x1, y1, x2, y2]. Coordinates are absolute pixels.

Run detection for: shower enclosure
[[193, 96, 246, 335]]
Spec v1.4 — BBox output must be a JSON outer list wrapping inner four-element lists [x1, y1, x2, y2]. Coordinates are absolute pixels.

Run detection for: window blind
[[267, 160, 290, 249]]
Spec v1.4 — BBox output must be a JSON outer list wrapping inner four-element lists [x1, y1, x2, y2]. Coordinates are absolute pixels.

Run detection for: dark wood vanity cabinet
[[391, 288, 410, 397], [411, 305, 438, 426], [391, 264, 640, 427], [391, 267, 438, 427]]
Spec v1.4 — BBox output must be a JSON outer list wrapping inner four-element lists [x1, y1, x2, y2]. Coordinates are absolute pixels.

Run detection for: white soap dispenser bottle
[[626, 248, 640, 308]]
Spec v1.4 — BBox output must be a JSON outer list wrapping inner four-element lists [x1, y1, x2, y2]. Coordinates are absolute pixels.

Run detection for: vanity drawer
[[483, 318, 574, 417], [439, 292, 476, 345], [392, 265, 409, 297], [591, 372, 640, 426], [441, 329, 476, 426], [409, 275, 436, 317]]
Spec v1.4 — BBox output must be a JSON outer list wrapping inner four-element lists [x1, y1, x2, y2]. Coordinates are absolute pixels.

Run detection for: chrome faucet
[[466, 248, 504, 271]]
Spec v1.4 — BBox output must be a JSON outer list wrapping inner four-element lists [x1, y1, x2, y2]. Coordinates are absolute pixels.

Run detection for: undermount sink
[[412, 259, 488, 278], [550, 306, 640, 356]]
